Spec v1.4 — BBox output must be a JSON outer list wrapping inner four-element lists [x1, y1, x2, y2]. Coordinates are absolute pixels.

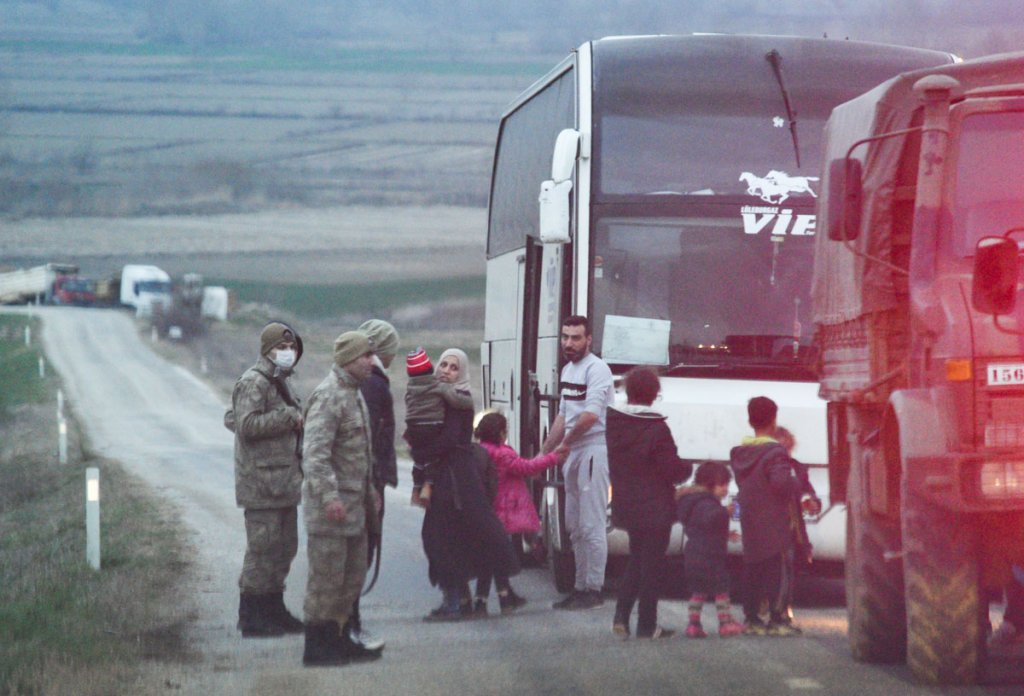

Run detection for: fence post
[[86, 468, 101, 570], [58, 418, 68, 464]]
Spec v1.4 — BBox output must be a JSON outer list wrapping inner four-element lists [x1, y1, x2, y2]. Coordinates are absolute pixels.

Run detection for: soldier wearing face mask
[[224, 321, 306, 637]]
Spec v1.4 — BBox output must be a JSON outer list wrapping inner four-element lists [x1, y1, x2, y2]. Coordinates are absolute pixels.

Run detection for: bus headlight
[[979, 461, 1024, 498]]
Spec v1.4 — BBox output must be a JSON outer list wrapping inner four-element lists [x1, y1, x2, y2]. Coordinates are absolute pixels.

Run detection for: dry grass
[[0, 318, 197, 696]]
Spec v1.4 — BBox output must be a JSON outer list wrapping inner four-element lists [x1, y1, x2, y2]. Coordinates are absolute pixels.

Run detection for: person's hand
[[726, 501, 737, 517], [728, 530, 741, 543], [411, 487, 429, 509], [324, 499, 347, 522], [554, 447, 569, 465], [373, 488, 383, 516], [802, 496, 822, 515]]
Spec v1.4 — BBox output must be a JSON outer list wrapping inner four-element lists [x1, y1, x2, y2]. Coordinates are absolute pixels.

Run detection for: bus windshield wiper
[[766, 49, 801, 168]]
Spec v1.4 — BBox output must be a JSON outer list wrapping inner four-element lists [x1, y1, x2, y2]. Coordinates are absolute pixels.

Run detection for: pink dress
[[479, 441, 560, 535]]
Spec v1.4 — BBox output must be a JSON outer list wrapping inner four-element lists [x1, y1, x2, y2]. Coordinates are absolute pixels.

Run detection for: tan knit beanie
[[358, 319, 399, 361], [334, 331, 373, 367]]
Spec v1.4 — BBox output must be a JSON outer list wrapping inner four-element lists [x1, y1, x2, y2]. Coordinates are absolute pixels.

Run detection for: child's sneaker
[[612, 622, 629, 639], [718, 620, 744, 638], [742, 619, 768, 636], [766, 620, 801, 637], [685, 623, 707, 639]]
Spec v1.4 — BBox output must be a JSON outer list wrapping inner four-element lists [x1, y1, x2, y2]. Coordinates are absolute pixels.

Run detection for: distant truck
[[120, 264, 172, 317], [52, 275, 97, 306], [813, 52, 1024, 685], [0, 262, 79, 304]]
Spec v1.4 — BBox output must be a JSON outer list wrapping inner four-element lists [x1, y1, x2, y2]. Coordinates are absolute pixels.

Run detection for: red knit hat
[[406, 347, 433, 376]]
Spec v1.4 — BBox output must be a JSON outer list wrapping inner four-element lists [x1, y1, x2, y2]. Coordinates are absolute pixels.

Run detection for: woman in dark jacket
[[607, 366, 692, 639], [419, 348, 516, 621]]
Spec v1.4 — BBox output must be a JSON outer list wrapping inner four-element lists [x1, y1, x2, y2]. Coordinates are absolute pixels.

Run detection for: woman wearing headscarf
[[420, 348, 517, 621]]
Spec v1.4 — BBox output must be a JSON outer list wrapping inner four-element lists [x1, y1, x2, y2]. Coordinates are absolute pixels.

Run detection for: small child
[[404, 347, 474, 504], [472, 411, 564, 615], [774, 426, 822, 566], [676, 462, 744, 638]]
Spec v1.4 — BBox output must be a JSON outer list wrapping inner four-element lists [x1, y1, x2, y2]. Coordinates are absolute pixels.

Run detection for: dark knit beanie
[[260, 322, 294, 356], [406, 347, 433, 376]]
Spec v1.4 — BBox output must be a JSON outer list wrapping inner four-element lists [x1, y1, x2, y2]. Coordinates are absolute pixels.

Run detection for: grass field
[[0, 315, 195, 696]]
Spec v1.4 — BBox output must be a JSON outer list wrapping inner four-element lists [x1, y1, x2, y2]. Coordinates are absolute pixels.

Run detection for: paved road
[[30, 306, 1024, 695]]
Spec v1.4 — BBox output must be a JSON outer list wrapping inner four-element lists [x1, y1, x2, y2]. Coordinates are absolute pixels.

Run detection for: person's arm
[[650, 422, 693, 483], [766, 449, 800, 498], [559, 362, 613, 450], [302, 390, 344, 518], [541, 413, 566, 454], [235, 376, 301, 439], [494, 444, 564, 478], [437, 381, 475, 410]]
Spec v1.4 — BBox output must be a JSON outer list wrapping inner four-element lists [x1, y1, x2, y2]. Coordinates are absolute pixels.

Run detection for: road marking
[[786, 677, 823, 690]]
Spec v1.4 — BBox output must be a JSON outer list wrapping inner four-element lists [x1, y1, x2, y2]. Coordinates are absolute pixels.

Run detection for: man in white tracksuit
[[542, 315, 614, 610]]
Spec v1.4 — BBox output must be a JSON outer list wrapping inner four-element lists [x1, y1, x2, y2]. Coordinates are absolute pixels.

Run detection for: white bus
[[481, 34, 956, 591]]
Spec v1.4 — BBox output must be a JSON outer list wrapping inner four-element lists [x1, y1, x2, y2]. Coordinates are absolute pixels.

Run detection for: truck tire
[[846, 491, 906, 663], [901, 487, 982, 685]]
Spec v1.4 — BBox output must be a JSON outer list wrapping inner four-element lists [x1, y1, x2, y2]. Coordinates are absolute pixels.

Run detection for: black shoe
[[553, 591, 581, 609], [498, 590, 527, 615], [572, 590, 605, 610], [266, 592, 303, 634], [303, 621, 348, 667], [238, 593, 286, 638], [471, 598, 489, 618]]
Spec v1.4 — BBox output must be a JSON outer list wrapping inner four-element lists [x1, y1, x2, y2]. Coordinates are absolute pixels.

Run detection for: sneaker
[[766, 621, 802, 637], [685, 623, 707, 639], [742, 620, 768, 636], [349, 626, 386, 651], [989, 621, 1023, 648], [718, 620, 744, 638], [637, 626, 675, 640], [498, 590, 527, 615], [612, 622, 630, 638], [572, 590, 605, 610]]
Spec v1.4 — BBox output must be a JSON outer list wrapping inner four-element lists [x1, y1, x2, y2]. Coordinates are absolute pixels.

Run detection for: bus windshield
[[591, 209, 817, 379]]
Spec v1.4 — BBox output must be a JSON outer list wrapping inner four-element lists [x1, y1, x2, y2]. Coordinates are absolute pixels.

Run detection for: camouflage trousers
[[304, 531, 368, 625], [238, 506, 298, 594]]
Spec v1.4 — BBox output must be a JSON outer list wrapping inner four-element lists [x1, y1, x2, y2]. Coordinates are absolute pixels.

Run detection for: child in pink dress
[[473, 411, 565, 614]]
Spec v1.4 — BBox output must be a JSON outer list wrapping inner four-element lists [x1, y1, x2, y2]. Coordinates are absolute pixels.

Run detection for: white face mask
[[272, 349, 296, 370]]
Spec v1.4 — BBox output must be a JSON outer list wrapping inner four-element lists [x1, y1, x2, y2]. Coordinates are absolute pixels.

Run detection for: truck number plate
[[987, 363, 1024, 386]]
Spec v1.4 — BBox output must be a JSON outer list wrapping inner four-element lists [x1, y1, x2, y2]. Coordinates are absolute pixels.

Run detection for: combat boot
[[266, 591, 304, 633], [302, 621, 348, 667], [238, 593, 285, 638], [339, 621, 383, 662]]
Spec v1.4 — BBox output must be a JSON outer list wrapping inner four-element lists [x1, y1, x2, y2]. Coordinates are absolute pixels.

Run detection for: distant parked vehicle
[[0, 262, 79, 305], [52, 276, 97, 306], [119, 264, 172, 317]]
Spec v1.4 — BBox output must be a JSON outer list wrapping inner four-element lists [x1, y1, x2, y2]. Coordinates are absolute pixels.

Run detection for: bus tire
[[845, 474, 906, 664], [901, 487, 982, 685]]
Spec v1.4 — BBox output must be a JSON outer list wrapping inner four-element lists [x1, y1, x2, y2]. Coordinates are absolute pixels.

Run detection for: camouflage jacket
[[226, 355, 304, 509], [302, 365, 377, 538]]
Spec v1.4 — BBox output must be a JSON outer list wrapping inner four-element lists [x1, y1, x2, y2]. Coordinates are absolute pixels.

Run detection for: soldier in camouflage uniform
[[225, 321, 305, 637], [302, 330, 384, 666]]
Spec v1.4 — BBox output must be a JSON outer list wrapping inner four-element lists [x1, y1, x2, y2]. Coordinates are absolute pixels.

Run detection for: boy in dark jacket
[[729, 396, 802, 636], [607, 366, 692, 639], [676, 461, 744, 638]]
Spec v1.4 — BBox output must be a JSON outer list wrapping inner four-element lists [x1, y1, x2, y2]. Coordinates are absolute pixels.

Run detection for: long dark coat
[[729, 441, 800, 564], [421, 403, 515, 588]]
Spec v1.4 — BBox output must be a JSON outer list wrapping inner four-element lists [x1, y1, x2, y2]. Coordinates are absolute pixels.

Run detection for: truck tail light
[[979, 461, 1024, 499]]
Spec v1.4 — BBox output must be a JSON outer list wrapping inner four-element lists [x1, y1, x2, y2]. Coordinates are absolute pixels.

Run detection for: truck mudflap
[[904, 453, 1024, 513]]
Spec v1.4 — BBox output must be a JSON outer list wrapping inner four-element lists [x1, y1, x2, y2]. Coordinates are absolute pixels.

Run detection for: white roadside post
[[58, 418, 68, 464], [38, 355, 45, 378], [24, 324, 30, 346], [86, 468, 101, 570], [57, 388, 64, 420]]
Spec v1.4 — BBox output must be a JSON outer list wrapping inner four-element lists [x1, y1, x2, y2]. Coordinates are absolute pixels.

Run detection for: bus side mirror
[[827, 158, 863, 241], [539, 179, 572, 244], [972, 236, 1019, 315], [551, 129, 580, 183]]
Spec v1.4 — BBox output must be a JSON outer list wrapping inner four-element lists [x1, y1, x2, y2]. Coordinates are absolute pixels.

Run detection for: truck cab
[[814, 53, 1024, 685]]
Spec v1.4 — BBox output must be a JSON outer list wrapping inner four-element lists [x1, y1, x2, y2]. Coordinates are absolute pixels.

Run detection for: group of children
[[403, 346, 819, 634], [677, 399, 820, 639]]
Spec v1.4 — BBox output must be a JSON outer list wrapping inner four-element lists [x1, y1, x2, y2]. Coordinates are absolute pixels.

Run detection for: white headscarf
[[438, 347, 473, 403]]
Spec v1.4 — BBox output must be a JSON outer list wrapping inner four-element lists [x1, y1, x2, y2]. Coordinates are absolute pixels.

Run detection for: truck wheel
[[846, 493, 906, 663], [901, 488, 982, 685]]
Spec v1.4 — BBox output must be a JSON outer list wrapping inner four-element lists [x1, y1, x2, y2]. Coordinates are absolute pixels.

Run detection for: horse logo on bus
[[740, 170, 819, 204]]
